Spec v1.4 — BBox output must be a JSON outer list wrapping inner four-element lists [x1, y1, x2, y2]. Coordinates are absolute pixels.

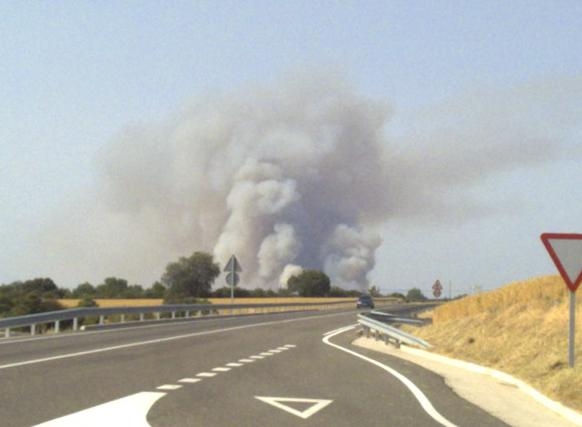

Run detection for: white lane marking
[[276, 346, 289, 351], [178, 378, 200, 384], [250, 355, 264, 359], [0, 311, 343, 370], [283, 344, 296, 348], [323, 324, 358, 336], [322, 326, 457, 427], [226, 362, 243, 367], [259, 352, 274, 356], [33, 391, 165, 427], [212, 367, 231, 372], [239, 358, 254, 363], [255, 396, 333, 419], [268, 349, 282, 353], [156, 384, 182, 391], [196, 372, 217, 378]]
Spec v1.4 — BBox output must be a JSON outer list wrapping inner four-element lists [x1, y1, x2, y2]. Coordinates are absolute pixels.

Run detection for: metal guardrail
[[0, 300, 355, 338], [368, 310, 428, 325], [357, 313, 431, 349]]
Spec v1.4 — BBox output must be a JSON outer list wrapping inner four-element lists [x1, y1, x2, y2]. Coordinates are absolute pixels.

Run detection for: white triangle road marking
[[255, 396, 333, 419]]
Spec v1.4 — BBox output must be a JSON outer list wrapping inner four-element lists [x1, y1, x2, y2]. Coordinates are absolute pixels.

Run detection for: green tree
[[406, 287, 427, 302], [162, 251, 220, 301], [0, 278, 64, 318], [144, 281, 166, 298], [287, 270, 331, 297], [125, 284, 144, 298], [96, 277, 129, 298], [387, 292, 406, 300], [72, 282, 96, 298], [368, 285, 382, 297]]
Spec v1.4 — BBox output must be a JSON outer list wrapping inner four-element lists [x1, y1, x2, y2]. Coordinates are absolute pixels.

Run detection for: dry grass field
[[406, 275, 582, 411]]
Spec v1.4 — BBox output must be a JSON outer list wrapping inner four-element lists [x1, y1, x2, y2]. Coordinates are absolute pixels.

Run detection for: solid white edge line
[[322, 325, 457, 427], [0, 311, 344, 370], [399, 346, 582, 426]]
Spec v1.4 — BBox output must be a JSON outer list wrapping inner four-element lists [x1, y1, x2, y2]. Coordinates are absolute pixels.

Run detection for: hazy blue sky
[[1, 1, 581, 295]]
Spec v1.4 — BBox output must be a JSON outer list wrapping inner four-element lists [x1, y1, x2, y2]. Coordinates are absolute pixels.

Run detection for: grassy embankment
[[406, 275, 582, 411]]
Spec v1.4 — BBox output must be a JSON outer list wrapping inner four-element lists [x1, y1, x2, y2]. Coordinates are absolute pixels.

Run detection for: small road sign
[[540, 233, 582, 368], [224, 255, 242, 300], [224, 255, 242, 273], [225, 272, 240, 287]]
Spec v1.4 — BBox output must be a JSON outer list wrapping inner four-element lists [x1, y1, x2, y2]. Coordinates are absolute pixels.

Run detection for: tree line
[[1, 251, 431, 319], [0, 251, 365, 318]]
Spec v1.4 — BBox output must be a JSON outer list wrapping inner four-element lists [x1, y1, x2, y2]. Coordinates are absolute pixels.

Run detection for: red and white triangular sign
[[255, 396, 332, 419], [541, 233, 582, 292]]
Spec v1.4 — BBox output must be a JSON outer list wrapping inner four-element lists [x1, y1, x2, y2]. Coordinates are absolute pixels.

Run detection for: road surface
[[0, 305, 506, 426]]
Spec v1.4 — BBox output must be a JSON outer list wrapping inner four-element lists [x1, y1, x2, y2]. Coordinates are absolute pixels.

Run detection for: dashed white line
[[283, 344, 296, 348], [239, 358, 255, 363], [250, 355, 264, 359], [268, 349, 282, 353], [196, 372, 217, 378], [276, 347, 289, 351], [178, 378, 201, 384], [212, 367, 231, 372], [226, 362, 243, 367], [259, 352, 274, 356], [156, 384, 182, 390]]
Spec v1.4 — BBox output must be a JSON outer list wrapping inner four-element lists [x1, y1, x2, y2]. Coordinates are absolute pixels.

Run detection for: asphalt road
[[0, 305, 507, 426]]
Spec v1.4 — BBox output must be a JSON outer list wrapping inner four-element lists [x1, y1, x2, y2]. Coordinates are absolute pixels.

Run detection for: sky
[[1, 1, 581, 296]]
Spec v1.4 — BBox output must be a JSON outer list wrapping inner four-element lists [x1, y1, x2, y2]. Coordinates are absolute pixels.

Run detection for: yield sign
[[541, 233, 582, 292], [255, 396, 332, 419]]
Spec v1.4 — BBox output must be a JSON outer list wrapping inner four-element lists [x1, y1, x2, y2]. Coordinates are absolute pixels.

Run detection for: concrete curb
[[399, 345, 582, 426]]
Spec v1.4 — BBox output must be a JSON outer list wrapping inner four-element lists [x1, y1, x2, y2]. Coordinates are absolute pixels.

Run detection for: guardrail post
[[140, 313, 144, 322], [99, 315, 105, 325], [185, 311, 190, 318], [171, 311, 176, 319], [120, 314, 125, 323], [156, 312, 161, 320], [5, 328, 10, 338], [55, 320, 60, 334], [31, 324, 36, 336], [73, 318, 78, 331]]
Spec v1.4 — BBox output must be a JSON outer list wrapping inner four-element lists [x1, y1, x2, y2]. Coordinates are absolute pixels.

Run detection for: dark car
[[356, 295, 375, 309]]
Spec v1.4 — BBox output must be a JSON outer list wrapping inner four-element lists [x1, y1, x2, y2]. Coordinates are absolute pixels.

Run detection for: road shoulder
[[353, 336, 581, 427]]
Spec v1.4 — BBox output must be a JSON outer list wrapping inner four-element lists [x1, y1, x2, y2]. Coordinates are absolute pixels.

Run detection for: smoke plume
[[37, 75, 580, 290], [94, 76, 391, 290]]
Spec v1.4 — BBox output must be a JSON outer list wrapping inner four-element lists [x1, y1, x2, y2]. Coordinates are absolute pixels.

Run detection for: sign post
[[224, 255, 242, 303], [540, 233, 582, 368]]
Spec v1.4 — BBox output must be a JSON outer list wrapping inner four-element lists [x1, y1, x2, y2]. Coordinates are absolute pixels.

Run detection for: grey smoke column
[[100, 77, 391, 290]]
